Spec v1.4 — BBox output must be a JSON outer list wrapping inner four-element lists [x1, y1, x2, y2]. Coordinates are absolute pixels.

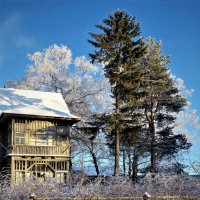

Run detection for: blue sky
[[0, 0, 200, 164]]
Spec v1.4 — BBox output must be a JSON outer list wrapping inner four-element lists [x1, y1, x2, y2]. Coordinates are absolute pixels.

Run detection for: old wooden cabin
[[0, 88, 80, 182]]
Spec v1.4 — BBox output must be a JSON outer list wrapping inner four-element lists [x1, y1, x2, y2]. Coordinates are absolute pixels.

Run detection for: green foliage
[[89, 10, 191, 177], [139, 38, 191, 173], [89, 9, 147, 176], [89, 9, 146, 89]]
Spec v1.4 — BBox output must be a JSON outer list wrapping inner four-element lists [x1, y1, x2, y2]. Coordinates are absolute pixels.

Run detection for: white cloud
[[0, 12, 35, 68], [171, 74, 194, 98], [1, 13, 21, 32], [13, 35, 35, 48], [171, 74, 200, 144]]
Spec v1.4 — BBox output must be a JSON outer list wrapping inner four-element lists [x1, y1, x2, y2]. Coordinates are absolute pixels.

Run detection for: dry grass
[[0, 173, 200, 200]]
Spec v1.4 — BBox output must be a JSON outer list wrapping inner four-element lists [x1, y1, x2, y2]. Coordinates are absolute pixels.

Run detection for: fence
[[33, 196, 200, 200]]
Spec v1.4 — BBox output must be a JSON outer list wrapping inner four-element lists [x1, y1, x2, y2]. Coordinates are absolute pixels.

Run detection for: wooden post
[[143, 192, 151, 200], [29, 193, 36, 200], [11, 157, 15, 182]]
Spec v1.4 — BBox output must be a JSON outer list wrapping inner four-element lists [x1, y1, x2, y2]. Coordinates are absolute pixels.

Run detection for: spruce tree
[[88, 10, 146, 176], [140, 38, 191, 174]]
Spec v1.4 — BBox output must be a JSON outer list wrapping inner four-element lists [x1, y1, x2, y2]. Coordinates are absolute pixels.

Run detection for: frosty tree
[[6, 44, 112, 118], [5, 44, 113, 174]]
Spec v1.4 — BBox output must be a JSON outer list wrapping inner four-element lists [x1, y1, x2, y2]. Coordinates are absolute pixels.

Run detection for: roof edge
[[0, 113, 81, 124]]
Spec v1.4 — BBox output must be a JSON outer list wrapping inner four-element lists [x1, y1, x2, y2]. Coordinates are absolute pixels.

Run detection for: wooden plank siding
[[11, 118, 70, 147], [0, 116, 72, 183]]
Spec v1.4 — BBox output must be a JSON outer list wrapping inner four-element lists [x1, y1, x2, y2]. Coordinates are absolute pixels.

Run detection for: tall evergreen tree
[[120, 37, 191, 177], [140, 38, 191, 174], [88, 10, 146, 176]]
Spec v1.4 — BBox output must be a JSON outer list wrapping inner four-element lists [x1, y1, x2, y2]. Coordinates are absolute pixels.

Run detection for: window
[[15, 133, 26, 144], [14, 123, 26, 145], [30, 130, 55, 146], [36, 131, 48, 145], [47, 131, 54, 145]]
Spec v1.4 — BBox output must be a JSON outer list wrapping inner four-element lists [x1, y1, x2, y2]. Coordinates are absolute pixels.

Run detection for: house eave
[[0, 112, 80, 125]]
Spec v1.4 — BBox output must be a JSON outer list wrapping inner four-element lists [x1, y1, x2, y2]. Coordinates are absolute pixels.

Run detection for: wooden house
[[0, 88, 80, 183]]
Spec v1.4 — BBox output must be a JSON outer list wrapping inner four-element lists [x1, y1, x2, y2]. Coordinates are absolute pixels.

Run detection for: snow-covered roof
[[0, 88, 80, 120]]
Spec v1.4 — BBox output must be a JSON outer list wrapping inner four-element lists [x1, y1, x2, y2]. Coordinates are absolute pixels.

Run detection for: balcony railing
[[10, 145, 70, 157]]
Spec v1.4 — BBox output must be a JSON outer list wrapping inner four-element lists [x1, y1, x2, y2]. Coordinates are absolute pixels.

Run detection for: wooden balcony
[[9, 145, 70, 157]]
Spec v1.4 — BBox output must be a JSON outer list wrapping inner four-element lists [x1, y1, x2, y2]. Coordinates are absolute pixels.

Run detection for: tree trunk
[[89, 139, 100, 176], [91, 150, 100, 176], [114, 88, 120, 176], [128, 146, 132, 177], [132, 146, 139, 183], [150, 122, 157, 174], [114, 127, 120, 176], [122, 145, 126, 176], [145, 107, 157, 175], [69, 146, 72, 173]]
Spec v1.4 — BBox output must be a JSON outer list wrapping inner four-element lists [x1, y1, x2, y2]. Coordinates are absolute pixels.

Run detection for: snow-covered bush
[[0, 173, 200, 199]]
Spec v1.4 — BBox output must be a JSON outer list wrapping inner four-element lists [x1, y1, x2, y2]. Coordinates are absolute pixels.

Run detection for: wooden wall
[[0, 119, 12, 174], [1, 116, 72, 183]]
